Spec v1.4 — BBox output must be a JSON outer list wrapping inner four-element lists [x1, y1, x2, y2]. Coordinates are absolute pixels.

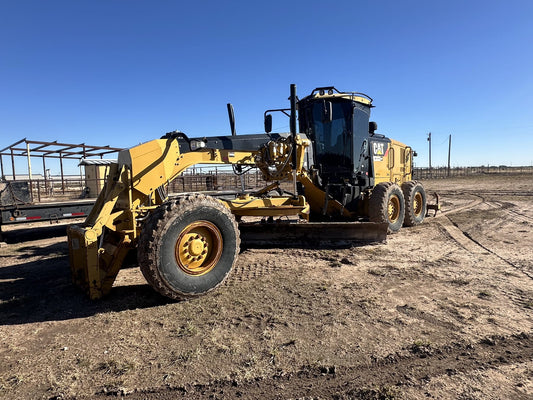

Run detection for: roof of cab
[[301, 87, 373, 106]]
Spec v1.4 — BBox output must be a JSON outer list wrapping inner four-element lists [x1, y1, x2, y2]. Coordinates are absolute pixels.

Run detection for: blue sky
[[1, 0, 532, 176]]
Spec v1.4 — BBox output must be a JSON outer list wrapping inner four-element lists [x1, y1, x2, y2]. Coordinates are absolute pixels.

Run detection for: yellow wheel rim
[[413, 192, 423, 217], [388, 195, 401, 223], [175, 221, 223, 276]]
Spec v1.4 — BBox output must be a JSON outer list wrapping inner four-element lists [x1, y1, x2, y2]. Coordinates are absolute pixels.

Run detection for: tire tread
[[369, 182, 405, 233], [401, 180, 426, 227], [137, 194, 240, 300]]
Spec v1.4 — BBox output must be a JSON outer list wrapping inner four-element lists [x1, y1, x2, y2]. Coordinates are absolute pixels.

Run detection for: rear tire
[[369, 182, 405, 233], [138, 194, 240, 300], [402, 181, 426, 227]]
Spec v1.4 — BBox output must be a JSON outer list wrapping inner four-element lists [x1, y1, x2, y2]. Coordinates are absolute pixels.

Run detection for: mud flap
[[239, 221, 388, 248]]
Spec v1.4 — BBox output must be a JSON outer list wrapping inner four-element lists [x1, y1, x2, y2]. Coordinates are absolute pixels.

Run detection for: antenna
[[427, 132, 432, 178]]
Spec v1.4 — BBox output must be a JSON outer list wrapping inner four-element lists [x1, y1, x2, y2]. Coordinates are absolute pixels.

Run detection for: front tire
[[369, 182, 405, 233], [138, 194, 240, 300]]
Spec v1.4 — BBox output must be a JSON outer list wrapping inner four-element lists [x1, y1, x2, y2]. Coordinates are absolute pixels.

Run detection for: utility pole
[[427, 132, 432, 178], [447, 134, 452, 177]]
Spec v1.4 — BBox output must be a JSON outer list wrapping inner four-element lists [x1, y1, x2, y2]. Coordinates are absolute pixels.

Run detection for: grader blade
[[239, 221, 388, 247]]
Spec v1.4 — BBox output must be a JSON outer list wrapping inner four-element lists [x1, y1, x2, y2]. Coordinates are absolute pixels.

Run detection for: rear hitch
[[426, 192, 440, 217]]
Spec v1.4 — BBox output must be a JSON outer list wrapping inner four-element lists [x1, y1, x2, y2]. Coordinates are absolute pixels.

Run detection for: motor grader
[[67, 84, 429, 300]]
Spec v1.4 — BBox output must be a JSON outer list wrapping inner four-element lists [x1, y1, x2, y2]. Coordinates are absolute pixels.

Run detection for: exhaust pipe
[[227, 103, 236, 136], [289, 84, 297, 140], [290, 84, 298, 196]]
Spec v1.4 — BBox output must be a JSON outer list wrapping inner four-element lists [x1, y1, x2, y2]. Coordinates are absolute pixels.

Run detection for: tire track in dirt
[[229, 261, 281, 282], [420, 189, 484, 219], [227, 249, 292, 283], [396, 304, 460, 331], [435, 216, 487, 255], [95, 332, 533, 400], [433, 189, 533, 197], [435, 194, 533, 280], [228, 248, 332, 284], [449, 221, 533, 280], [432, 189, 533, 218], [473, 190, 533, 197], [437, 194, 533, 312], [485, 200, 532, 225], [445, 195, 483, 213]]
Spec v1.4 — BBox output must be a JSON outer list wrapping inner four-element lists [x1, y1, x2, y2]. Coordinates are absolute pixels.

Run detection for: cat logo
[[372, 142, 385, 162], [373, 142, 385, 156]]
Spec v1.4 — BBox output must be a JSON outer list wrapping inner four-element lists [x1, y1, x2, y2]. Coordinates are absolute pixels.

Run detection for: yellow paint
[[68, 128, 412, 299], [373, 139, 412, 186], [220, 195, 309, 218]]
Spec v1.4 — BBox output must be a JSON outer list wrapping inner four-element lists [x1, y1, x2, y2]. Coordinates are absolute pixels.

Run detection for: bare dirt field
[[1, 173, 532, 399]]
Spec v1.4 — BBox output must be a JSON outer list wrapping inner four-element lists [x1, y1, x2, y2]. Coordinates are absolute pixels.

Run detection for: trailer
[[0, 180, 94, 223], [0, 139, 122, 238]]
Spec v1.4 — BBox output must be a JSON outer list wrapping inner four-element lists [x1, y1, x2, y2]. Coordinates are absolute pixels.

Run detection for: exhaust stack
[[227, 103, 236, 136]]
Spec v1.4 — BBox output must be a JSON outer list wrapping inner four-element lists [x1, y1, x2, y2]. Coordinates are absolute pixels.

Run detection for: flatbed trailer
[[0, 198, 95, 225], [0, 138, 123, 239]]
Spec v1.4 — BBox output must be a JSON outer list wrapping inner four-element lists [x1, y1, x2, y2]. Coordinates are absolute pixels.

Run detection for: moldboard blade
[[239, 222, 388, 248]]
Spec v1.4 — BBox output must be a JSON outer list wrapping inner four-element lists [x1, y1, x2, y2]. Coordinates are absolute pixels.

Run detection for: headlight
[[190, 139, 206, 151]]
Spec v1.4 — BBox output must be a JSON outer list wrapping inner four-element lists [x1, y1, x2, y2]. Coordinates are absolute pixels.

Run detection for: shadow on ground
[[0, 224, 372, 326], [0, 258, 172, 325], [1, 223, 72, 243], [0, 238, 171, 326]]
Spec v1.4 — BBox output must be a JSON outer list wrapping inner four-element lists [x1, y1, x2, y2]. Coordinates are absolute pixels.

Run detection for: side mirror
[[264, 114, 272, 133], [323, 101, 332, 123], [369, 121, 377, 134]]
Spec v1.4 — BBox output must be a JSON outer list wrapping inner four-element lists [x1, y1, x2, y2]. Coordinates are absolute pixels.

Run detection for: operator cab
[[297, 87, 379, 208]]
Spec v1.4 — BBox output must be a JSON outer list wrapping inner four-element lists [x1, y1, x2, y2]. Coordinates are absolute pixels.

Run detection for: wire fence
[[413, 165, 533, 179], [168, 168, 264, 193], [1, 167, 267, 206], [1, 177, 99, 205], [3, 164, 532, 206]]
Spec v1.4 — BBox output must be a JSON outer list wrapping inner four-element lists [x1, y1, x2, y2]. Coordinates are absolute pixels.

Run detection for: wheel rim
[[175, 221, 223, 276], [413, 192, 423, 217], [388, 195, 401, 223]]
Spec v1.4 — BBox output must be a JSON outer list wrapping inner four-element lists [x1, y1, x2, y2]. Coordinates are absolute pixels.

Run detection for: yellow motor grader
[[67, 84, 429, 300]]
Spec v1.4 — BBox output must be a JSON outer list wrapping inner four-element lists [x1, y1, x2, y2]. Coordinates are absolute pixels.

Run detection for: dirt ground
[[1, 173, 532, 400]]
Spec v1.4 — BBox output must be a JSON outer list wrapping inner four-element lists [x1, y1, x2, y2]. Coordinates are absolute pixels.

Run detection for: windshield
[[310, 101, 353, 170]]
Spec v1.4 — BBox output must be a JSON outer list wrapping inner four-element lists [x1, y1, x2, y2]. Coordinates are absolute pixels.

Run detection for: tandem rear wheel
[[369, 182, 406, 233], [401, 180, 427, 227], [137, 194, 240, 300], [369, 181, 427, 233]]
